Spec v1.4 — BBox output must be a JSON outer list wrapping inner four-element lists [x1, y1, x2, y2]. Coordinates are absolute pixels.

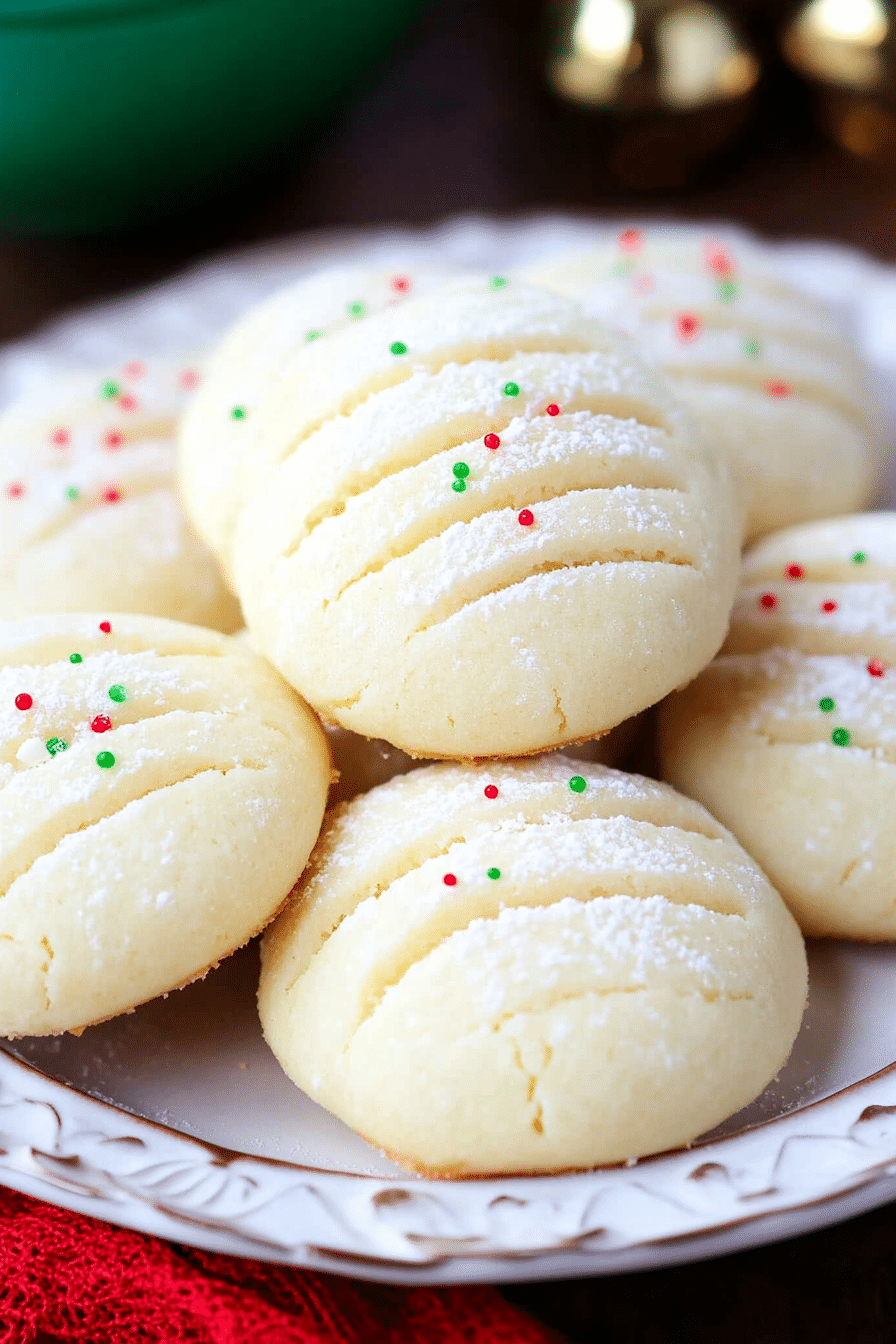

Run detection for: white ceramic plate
[[3, 217, 896, 1284]]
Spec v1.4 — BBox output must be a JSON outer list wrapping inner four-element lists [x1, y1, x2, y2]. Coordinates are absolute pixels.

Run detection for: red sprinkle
[[707, 245, 734, 277], [14, 693, 33, 711], [103, 431, 123, 449], [5, 482, 24, 499], [675, 313, 700, 342], [179, 369, 201, 390], [484, 433, 500, 450], [484, 784, 499, 799], [619, 228, 642, 253], [99, 621, 112, 633], [545, 403, 560, 416], [759, 593, 777, 610], [768, 381, 790, 398], [443, 873, 457, 887], [103, 488, 122, 504], [821, 600, 838, 613], [518, 509, 534, 527], [634, 271, 655, 293], [90, 714, 112, 734], [786, 564, 804, 580], [868, 660, 885, 678], [118, 394, 138, 412], [390, 275, 411, 293], [50, 428, 70, 447], [123, 360, 145, 379]]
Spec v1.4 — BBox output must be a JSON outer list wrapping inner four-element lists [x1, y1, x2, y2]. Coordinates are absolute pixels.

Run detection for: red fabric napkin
[[0, 1186, 562, 1344]]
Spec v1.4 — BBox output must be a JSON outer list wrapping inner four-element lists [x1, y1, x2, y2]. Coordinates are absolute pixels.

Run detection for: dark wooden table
[[3, 2, 895, 1338]]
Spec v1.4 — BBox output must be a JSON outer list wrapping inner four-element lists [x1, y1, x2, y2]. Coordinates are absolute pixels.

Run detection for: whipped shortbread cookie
[[0, 359, 240, 630], [259, 757, 807, 1176], [520, 227, 885, 540], [179, 263, 453, 575], [660, 513, 896, 939], [232, 277, 740, 758], [0, 614, 330, 1035]]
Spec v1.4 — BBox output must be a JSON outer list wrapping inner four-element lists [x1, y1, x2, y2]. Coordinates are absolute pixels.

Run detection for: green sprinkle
[[46, 737, 68, 756], [717, 280, 738, 303], [348, 300, 366, 318], [612, 259, 635, 277], [744, 336, 762, 360], [65, 485, 79, 502], [390, 340, 408, 356], [96, 750, 116, 769], [489, 276, 508, 289], [819, 697, 835, 713], [100, 380, 119, 400], [69, 653, 82, 664], [487, 867, 501, 880], [452, 480, 466, 493], [108, 684, 127, 703], [852, 551, 867, 564], [230, 406, 247, 421], [832, 727, 850, 747], [569, 775, 587, 793], [503, 381, 520, 397], [452, 462, 470, 479], [305, 329, 322, 342]]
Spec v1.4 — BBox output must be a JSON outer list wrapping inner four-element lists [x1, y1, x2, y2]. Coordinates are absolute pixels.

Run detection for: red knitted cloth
[[0, 1186, 561, 1344]]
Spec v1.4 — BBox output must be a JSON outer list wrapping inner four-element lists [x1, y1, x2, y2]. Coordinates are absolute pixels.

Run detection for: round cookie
[[0, 359, 241, 630], [519, 227, 885, 541], [659, 512, 896, 939], [0, 613, 330, 1035], [178, 263, 453, 576], [232, 276, 741, 758], [259, 756, 807, 1176]]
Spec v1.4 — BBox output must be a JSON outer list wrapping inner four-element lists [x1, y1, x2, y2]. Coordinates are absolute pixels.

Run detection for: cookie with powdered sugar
[[231, 276, 740, 759], [0, 359, 240, 631], [520, 227, 885, 541], [258, 755, 806, 1176], [660, 513, 896, 939], [0, 613, 330, 1035]]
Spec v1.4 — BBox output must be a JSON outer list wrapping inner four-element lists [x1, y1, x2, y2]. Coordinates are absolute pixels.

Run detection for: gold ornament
[[545, 0, 761, 188]]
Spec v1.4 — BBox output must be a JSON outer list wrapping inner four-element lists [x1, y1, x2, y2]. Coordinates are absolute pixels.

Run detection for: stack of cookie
[[0, 227, 887, 1177]]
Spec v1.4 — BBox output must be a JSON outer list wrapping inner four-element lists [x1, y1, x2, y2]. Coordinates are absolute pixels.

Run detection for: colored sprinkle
[[65, 486, 79, 502], [179, 369, 201, 390], [452, 480, 466, 493], [390, 341, 408, 356], [868, 660, 885, 677], [675, 313, 700, 341], [443, 873, 457, 887], [489, 276, 508, 289], [759, 593, 777, 610], [14, 693, 33, 711], [832, 728, 850, 747], [69, 653, 82, 664], [768, 380, 790, 398], [852, 551, 867, 564], [99, 621, 112, 633], [6, 482, 24, 499], [819, 697, 835, 713], [123, 360, 145, 379], [484, 433, 500, 450], [717, 280, 738, 303], [619, 227, 642, 252], [119, 394, 137, 412], [545, 403, 560, 416], [518, 509, 534, 527], [103, 488, 122, 504], [787, 564, 804, 580], [453, 462, 470, 479], [348, 300, 366, 318], [101, 380, 120, 400], [487, 867, 501, 881], [305, 329, 321, 342], [230, 406, 247, 420], [569, 775, 587, 793], [707, 246, 734, 276], [503, 381, 520, 397], [744, 336, 762, 359], [821, 599, 838, 613], [612, 258, 635, 277], [108, 684, 127, 703], [103, 431, 123, 448], [391, 275, 411, 292], [96, 751, 116, 770], [633, 272, 654, 294], [46, 738, 67, 756], [51, 428, 70, 446], [90, 714, 112, 734], [484, 784, 499, 799]]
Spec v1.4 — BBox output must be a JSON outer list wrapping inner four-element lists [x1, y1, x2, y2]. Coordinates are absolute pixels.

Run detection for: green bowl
[[0, 0, 423, 234]]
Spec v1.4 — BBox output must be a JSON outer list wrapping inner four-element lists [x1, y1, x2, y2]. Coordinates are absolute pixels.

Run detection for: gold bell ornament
[[545, 0, 761, 188], [782, 0, 896, 167]]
